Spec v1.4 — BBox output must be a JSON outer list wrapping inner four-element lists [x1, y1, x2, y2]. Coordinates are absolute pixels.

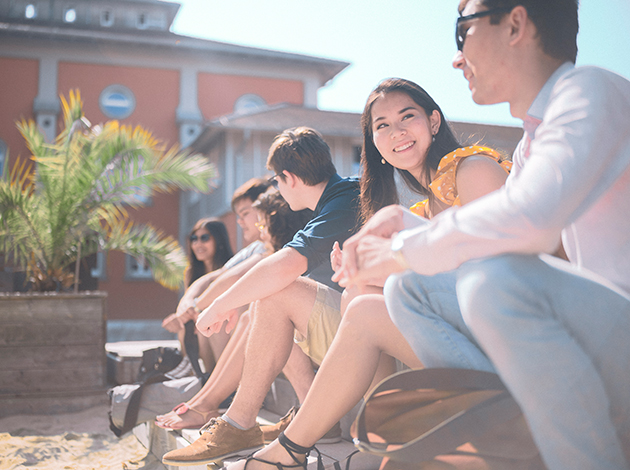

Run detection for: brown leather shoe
[[262, 405, 342, 444], [161, 417, 263, 466]]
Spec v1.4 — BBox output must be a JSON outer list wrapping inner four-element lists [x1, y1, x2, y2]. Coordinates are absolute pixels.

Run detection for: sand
[[0, 404, 166, 470]]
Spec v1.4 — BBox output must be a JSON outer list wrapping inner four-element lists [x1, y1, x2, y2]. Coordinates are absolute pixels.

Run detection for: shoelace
[[199, 417, 220, 434]]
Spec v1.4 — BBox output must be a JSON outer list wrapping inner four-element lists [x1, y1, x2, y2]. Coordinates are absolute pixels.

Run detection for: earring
[[432, 135, 436, 143], [381, 158, 386, 165]]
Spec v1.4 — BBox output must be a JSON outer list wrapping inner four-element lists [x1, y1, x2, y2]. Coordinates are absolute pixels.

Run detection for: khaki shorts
[[294, 282, 342, 366]]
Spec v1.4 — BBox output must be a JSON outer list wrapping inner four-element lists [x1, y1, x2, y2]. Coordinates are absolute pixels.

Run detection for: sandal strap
[[278, 432, 324, 470], [243, 453, 305, 470], [278, 431, 311, 456]]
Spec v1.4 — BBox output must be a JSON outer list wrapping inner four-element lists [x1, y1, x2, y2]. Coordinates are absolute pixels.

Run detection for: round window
[[99, 85, 136, 119]]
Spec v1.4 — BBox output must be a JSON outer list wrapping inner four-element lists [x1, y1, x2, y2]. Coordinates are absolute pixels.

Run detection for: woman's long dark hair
[[359, 78, 461, 223], [185, 218, 234, 286]]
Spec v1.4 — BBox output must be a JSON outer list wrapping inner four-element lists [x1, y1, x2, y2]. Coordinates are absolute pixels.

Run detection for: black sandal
[[242, 431, 324, 470]]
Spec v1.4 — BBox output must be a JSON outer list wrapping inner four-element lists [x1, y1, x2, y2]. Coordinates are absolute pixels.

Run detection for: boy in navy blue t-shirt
[[163, 127, 359, 466]]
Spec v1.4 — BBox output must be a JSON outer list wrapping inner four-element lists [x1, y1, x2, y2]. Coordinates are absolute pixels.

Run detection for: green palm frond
[[104, 221, 187, 290], [0, 89, 215, 292]]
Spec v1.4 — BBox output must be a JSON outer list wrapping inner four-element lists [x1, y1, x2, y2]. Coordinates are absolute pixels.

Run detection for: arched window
[[63, 7, 77, 23], [233, 94, 266, 115], [100, 10, 114, 27], [25, 4, 37, 19]]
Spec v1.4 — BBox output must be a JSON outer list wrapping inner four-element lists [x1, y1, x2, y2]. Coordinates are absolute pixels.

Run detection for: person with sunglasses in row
[[160, 218, 234, 372], [157, 188, 313, 431], [337, 2, 630, 469], [162, 179, 270, 374]]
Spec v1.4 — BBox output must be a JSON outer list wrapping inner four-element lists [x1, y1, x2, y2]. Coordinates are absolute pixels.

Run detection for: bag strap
[[183, 320, 206, 380], [333, 450, 360, 470], [354, 368, 522, 462], [109, 373, 170, 437], [368, 368, 507, 396]]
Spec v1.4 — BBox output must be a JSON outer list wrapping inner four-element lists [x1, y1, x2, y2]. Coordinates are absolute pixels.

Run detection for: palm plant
[[0, 90, 215, 292]]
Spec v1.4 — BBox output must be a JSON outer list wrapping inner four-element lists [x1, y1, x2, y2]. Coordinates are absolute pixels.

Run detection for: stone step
[[134, 410, 382, 470], [111, 340, 383, 469]]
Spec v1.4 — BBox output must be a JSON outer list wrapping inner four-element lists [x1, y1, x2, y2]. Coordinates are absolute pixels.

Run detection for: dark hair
[[185, 218, 234, 286], [231, 177, 271, 211], [253, 190, 313, 252], [459, 0, 578, 63], [359, 78, 461, 223], [266, 127, 336, 186]]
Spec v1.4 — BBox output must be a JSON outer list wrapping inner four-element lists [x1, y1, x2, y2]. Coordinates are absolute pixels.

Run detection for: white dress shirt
[[395, 63, 630, 294]]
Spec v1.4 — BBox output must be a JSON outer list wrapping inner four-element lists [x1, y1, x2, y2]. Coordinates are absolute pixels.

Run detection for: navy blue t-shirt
[[285, 173, 360, 292]]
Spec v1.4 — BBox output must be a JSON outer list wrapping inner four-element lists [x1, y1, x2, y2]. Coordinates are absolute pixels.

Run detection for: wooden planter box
[[0, 292, 108, 418]]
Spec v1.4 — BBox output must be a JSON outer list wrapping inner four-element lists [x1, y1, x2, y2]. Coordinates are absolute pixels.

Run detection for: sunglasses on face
[[268, 173, 283, 189], [456, 7, 511, 51], [190, 233, 211, 243]]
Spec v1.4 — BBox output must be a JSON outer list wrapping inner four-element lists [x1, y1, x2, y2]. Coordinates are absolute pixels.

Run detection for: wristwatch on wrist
[[193, 297, 201, 314], [391, 235, 411, 270]]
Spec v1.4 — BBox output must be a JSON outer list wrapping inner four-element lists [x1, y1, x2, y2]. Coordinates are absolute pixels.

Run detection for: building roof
[[211, 104, 361, 136], [0, 0, 349, 82], [192, 103, 524, 154], [192, 104, 363, 153]]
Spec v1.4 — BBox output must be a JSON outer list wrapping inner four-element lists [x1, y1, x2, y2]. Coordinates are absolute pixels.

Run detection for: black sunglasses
[[190, 233, 211, 243], [456, 7, 511, 51], [268, 173, 283, 189]]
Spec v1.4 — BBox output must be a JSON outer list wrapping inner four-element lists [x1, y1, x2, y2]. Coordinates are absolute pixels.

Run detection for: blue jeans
[[385, 254, 630, 470], [385, 269, 495, 372]]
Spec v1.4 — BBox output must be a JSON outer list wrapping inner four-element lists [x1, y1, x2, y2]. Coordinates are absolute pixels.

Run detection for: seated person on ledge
[[156, 189, 312, 430], [162, 217, 233, 373], [226, 77, 513, 470], [161, 126, 361, 467], [162, 178, 270, 368], [337, 2, 630, 470]]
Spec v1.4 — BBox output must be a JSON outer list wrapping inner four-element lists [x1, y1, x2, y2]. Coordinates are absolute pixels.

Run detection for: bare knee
[[342, 294, 388, 334]]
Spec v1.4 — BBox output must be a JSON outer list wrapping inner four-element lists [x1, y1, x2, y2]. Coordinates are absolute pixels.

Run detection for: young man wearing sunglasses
[[162, 126, 360, 466], [335, 1, 630, 469]]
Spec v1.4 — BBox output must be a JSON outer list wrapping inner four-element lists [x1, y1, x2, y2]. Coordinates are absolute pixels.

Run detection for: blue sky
[[170, 0, 630, 127]]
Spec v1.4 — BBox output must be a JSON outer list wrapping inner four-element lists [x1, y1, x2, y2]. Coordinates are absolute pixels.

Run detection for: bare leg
[[199, 326, 232, 372], [340, 286, 398, 398], [157, 310, 252, 428], [177, 325, 230, 375], [369, 352, 397, 397], [226, 293, 422, 470], [158, 305, 316, 429], [224, 278, 319, 429], [282, 344, 315, 404]]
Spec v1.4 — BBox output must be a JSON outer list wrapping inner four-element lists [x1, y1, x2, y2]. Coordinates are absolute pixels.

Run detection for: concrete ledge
[[135, 416, 380, 470], [132, 375, 381, 470]]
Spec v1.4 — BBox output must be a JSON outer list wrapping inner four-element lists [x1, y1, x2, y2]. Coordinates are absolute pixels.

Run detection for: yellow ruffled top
[[409, 145, 512, 218]]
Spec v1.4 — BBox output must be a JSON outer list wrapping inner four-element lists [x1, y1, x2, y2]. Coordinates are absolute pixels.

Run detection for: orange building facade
[[0, 0, 350, 322]]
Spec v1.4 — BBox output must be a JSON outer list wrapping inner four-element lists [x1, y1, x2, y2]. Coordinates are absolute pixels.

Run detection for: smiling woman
[[161, 218, 235, 372], [371, 91, 441, 183], [186, 219, 233, 287]]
